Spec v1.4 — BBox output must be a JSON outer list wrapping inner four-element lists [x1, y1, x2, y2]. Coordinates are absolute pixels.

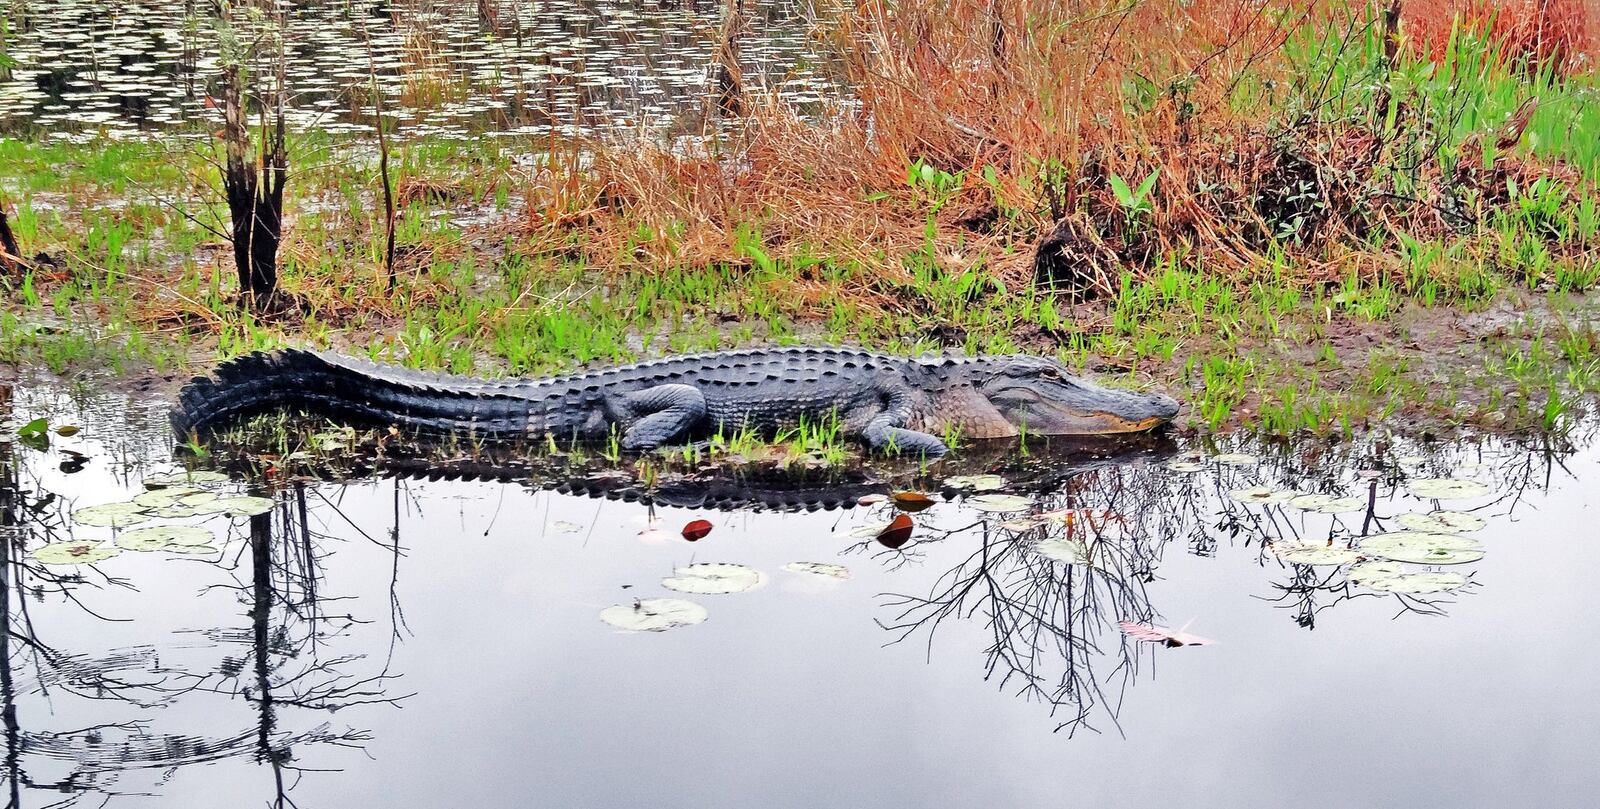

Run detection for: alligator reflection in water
[[0, 381, 1594, 804]]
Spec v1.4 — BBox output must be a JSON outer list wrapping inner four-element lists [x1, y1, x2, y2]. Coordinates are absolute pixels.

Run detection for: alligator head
[[927, 355, 1180, 439]]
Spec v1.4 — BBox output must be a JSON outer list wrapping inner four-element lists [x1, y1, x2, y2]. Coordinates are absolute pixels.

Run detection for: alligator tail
[[170, 349, 540, 439]]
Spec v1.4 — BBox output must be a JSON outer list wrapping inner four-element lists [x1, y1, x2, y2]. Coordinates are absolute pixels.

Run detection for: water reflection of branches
[[878, 512, 1156, 736]]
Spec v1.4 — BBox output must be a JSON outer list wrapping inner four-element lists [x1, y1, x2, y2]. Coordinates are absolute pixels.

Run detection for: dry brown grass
[[516, 0, 1597, 309]]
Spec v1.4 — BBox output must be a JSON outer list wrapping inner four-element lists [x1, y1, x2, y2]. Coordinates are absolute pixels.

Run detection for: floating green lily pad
[[783, 562, 851, 579], [1288, 493, 1365, 514], [1275, 543, 1359, 566], [164, 545, 220, 555], [967, 494, 1034, 513], [943, 474, 1006, 492], [145, 470, 229, 487], [194, 495, 276, 517], [1396, 511, 1486, 533], [72, 502, 151, 528], [661, 563, 765, 595], [1360, 531, 1485, 565], [116, 525, 215, 552], [1408, 478, 1491, 500], [133, 487, 201, 509], [599, 598, 709, 632], [148, 504, 199, 519], [1349, 562, 1467, 594], [33, 541, 121, 565], [1214, 453, 1259, 467], [1229, 486, 1295, 505]]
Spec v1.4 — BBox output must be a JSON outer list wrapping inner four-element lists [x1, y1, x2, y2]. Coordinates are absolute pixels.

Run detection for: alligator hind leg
[[611, 384, 709, 450], [861, 406, 949, 459]]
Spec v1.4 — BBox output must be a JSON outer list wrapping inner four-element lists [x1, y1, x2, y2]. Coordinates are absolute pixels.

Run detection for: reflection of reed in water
[[0, 430, 401, 807]]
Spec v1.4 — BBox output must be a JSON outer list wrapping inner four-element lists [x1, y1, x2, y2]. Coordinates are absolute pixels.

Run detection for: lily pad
[[943, 474, 1006, 491], [1408, 478, 1491, 500], [783, 562, 851, 579], [132, 487, 202, 509], [116, 525, 215, 552], [1214, 452, 1259, 467], [1359, 531, 1485, 565], [1274, 543, 1359, 566], [661, 563, 765, 595], [1349, 562, 1467, 594], [72, 502, 151, 528], [1396, 511, 1486, 533], [1166, 460, 1207, 473], [1229, 486, 1295, 505], [967, 494, 1035, 513], [848, 520, 895, 539], [145, 470, 229, 487], [33, 541, 121, 565], [164, 545, 220, 555], [1035, 538, 1094, 566], [1288, 493, 1363, 513], [148, 504, 200, 519], [599, 598, 708, 632], [195, 495, 276, 517]]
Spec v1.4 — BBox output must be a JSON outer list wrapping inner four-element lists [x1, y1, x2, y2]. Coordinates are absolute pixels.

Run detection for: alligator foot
[[614, 385, 709, 450]]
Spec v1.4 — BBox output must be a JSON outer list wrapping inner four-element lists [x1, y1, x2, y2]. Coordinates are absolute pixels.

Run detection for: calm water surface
[[0, 0, 838, 139], [1, 383, 1598, 807]]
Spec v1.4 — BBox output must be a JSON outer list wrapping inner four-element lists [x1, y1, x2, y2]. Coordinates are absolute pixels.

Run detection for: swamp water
[[0, 382, 1597, 807], [0, 0, 837, 139]]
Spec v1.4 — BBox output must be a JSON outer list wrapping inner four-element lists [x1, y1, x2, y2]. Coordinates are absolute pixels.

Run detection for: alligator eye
[[1038, 368, 1060, 380]]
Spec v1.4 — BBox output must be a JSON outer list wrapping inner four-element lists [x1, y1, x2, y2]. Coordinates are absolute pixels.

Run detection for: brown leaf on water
[[1118, 620, 1213, 647], [54, 425, 80, 437], [877, 514, 914, 549], [681, 519, 713, 542], [891, 491, 935, 512]]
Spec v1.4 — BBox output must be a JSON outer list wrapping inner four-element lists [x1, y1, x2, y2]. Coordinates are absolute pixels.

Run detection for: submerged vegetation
[[0, 0, 1598, 440]]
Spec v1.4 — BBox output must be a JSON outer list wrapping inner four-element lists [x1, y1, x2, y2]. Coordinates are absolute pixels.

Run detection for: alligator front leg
[[609, 384, 709, 450], [861, 387, 948, 458]]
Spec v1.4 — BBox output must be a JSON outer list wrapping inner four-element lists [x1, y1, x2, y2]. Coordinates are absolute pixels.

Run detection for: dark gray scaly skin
[[171, 347, 1181, 458]]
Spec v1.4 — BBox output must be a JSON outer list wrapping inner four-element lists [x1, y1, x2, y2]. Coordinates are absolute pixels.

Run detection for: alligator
[[171, 347, 1180, 458]]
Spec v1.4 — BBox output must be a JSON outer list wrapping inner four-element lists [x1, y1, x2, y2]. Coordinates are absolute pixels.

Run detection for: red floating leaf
[[891, 491, 935, 513], [876, 514, 915, 549], [681, 519, 713, 542], [1118, 620, 1213, 648]]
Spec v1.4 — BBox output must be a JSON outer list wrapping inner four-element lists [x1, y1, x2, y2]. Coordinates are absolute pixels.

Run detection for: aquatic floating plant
[[1349, 562, 1467, 594], [599, 598, 709, 633], [1287, 493, 1366, 513], [1407, 478, 1492, 500], [1274, 543, 1360, 566], [967, 494, 1035, 513], [1396, 511, 1487, 533], [71, 502, 152, 528], [1359, 531, 1486, 564], [942, 474, 1006, 491], [661, 563, 765, 594], [32, 540, 121, 565], [782, 562, 851, 579]]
